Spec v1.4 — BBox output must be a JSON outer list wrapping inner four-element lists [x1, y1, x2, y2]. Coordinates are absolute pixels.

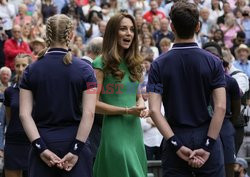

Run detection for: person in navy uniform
[[203, 41, 241, 177], [147, 1, 226, 177], [4, 54, 32, 177], [19, 14, 97, 177]]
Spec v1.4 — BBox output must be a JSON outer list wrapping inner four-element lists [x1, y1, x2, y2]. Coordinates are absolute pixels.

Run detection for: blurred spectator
[[217, 2, 232, 27], [13, 4, 32, 27], [21, 23, 34, 44], [61, 0, 85, 20], [163, 0, 178, 17], [231, 31, 246, 57], [101, 2, 111, 22], [53, 0, 67, 14], [234, 0, 248, 15], [133, 7, 143, 18], [85, 10, 102, 42], [108, 0, 120, 17], [40, 0, 57, 23], [143, 0, 165, 23], [222, 48, 249, 154], [233, 44, 250, 77], [151, 16, 161, 32], [140, 45, 154, 59], [140, 22, 153, 36], [221, 13, 241, 48], [234, 157, 249, 177], [97, 20, 106, 37], [70, 44, 82, 58], [235, 8, 244, 25], [0, 0, 16, 37], [3, 25, 32, 72], [210, 28, 225, 47], [82, 0, 101, 17], [0, 66, 11, 92], [241, 6, 250, 46], [30, 12, 46, 38], [209, 0, 223, 23], [73, 35, 85, 56], [72, 17, 87, 43], [159, 37, 172, 54], [141, 32, 159, 59], [199, 7, 214, 45], [30, 37, 46, 59], [153, 17, 174, 53], [0, 66, 11, 161], [121, 0, 138, 16], [0, 18, 9, 68], [23, 0, 36, 16]]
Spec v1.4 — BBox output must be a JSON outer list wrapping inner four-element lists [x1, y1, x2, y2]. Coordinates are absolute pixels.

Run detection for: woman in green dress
[[92, 13, 148, 177]]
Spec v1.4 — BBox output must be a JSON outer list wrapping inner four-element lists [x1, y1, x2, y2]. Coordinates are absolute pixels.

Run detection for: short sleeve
[[3, 87, 11, 107], [211, 59, 226, 90], [92, 56, 103, 70], [146, 61, 163, 94], [82, 65, 97, 91], [20, 66, 32, 90]]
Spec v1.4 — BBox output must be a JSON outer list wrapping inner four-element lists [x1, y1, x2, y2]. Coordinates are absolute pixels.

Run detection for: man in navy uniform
[[147, 1, 226, 177]]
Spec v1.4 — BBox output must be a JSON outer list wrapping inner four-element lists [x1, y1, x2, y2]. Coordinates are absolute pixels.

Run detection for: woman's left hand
[[57, 152, 79, 171]]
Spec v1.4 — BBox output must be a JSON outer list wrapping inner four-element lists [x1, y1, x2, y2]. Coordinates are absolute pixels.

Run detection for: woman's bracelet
[[125, 107, 129, 114]]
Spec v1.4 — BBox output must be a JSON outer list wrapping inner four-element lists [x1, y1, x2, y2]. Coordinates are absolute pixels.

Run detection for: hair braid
[[63, 19, 73, 65]]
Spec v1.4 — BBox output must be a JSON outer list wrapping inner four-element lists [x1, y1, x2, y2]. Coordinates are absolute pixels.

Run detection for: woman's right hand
[[40, 149, 61, 167], [128, 106, 146, 116]]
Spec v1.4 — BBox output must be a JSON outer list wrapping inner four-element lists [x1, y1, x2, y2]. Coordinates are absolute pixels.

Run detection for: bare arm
[[75, 89, 97, 142], [148, 92, 174, 138], [19, 89, 40, 141], [207, 87, 226, 139]]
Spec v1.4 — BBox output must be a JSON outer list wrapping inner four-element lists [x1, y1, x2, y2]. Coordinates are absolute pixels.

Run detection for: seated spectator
[[210, 28, 225, 47], [209, 0, 223, 24], [13, 3, 32, 27], [141, 32, 159, 59], [153, 17, 174, 53], [40, 0, 57, 23], [0, 66, 11, 163], [233, 44, 250, 77], [3, 25, 32, 72], [143, 0, 165, 23], [30, 37, 45, 60], [217, 2, 232, 27], [221, 13, 241, 48], [21, 23, 33, 44], [159, 37, 172, 54], [234, 157, 249, 177], [231, 31, 246, 57], [241, 6, 250, 46], [0, 0, 16, 37]]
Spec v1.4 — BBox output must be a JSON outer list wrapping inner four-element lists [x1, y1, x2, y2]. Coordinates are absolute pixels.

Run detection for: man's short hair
[[169, 1, 199, 39], [85, 37, 103, 56], [0, 66, 11, 76]]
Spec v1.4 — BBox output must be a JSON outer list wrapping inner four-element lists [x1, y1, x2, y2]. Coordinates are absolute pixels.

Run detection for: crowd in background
[[0, 0, 249, 176]]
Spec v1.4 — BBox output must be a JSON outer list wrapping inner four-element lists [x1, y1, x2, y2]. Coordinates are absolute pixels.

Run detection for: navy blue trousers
[[28, 141, 93, 177], [162, 124, 225, 177]]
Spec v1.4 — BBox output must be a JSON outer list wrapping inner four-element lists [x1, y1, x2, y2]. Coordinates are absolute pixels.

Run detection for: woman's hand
[[128, 106, 146, 116], [57, 152, 79, 171], [40, 149, 61, 167]]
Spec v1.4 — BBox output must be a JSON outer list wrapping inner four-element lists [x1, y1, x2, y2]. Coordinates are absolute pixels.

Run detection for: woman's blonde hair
[[38, 14, 73, 65], [102, 13, 143, 82]]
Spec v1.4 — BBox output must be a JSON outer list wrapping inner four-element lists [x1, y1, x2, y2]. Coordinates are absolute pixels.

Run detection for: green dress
[[92, 56, 147, 177]]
